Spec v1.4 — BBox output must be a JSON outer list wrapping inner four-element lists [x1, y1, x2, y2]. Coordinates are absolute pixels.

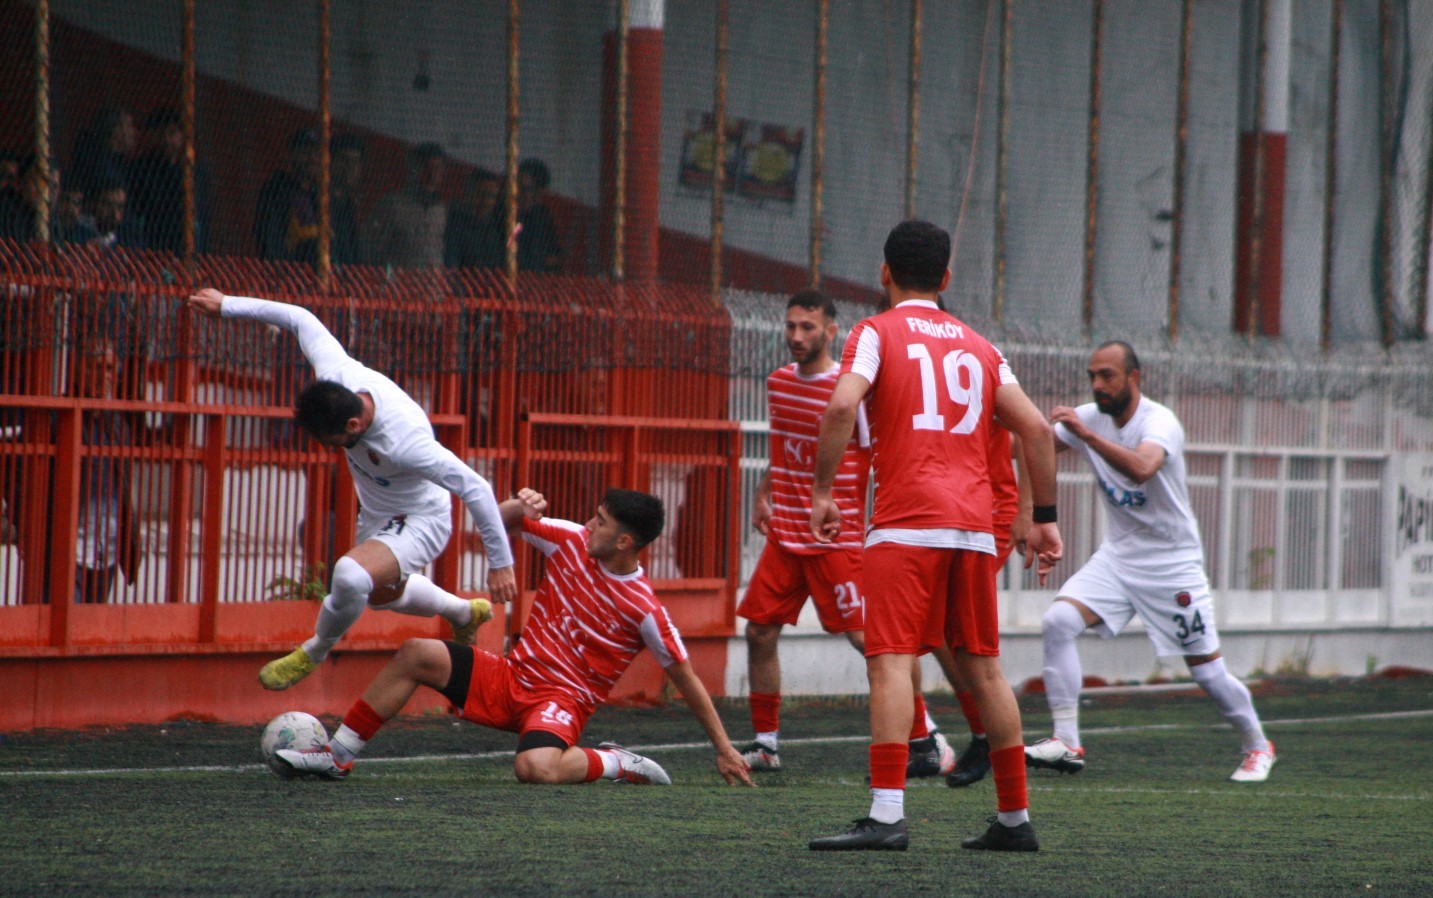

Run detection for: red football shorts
[[861, 543, 1000, 657], [452, 648, 592, 747], [738, 542, 864, 633]]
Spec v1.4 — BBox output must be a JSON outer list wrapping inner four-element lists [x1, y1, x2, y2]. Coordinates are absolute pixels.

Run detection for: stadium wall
[[21, 0, 1431, 342]]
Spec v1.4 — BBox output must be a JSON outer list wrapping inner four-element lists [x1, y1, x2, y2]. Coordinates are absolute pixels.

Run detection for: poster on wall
[[678, 112, 746, 191], [1388, 453, 1433, 626], [735, 124, 804, 202]]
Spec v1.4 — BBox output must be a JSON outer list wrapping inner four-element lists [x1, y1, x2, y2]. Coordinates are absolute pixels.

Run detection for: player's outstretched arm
[[663, 660, 755, 786], [185, 287, 351, 375]]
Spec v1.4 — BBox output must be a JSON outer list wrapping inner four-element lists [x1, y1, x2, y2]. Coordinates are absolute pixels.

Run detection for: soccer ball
[[260, 711, 328, 778]]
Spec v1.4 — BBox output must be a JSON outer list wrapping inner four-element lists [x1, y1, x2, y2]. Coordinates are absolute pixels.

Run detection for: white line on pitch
[[2, 707, 1429, 779]]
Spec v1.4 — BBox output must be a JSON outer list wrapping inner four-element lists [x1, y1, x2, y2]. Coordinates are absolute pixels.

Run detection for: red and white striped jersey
[[842, 300, 1016, 546], [766, 363, 870, 553], [509, 516, 688, 711]]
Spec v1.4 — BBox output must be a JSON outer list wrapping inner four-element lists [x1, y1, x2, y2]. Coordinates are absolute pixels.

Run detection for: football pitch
[[2, 676, 1430, 898]]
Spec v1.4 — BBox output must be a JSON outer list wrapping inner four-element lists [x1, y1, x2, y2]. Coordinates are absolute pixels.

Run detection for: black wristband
[[1032, 505, 1057, 524]]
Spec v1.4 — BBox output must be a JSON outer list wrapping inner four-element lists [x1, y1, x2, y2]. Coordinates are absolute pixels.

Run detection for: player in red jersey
[[739, 289, 953, 776], [275, 486, 754, 787], [807, 220, 1062, 852]]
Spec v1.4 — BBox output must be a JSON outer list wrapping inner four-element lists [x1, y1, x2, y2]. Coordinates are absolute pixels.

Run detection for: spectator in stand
[[444, 167, 503, 269], [86, 180, 146, 250], [330, 133, 365, 266], [364, 141, 447, 269], [2, 338, 146, 603], [53, 185, 97, 245], [69, 107, 137, 199], [515, 157, 562, 273], [0, 155, 60, 242], [254, 128, 321, 262], [130, 107, 210, 255]]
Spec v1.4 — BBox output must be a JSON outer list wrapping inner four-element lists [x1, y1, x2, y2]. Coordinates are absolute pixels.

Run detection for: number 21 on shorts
[[833, 580, 862, 618]]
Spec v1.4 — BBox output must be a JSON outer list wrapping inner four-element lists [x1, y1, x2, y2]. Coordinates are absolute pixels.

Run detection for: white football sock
[[329, 724, 366, 763], [1189, 657, 1269, 751], [302, 556, 373, 662], [598, 750, 622, 779], [997, 809, 1030, 828], [868, 788, 904, 825], [1041, 600, 1087, 746], [371, 573, 470, 623], [755, 731, 779, 751]]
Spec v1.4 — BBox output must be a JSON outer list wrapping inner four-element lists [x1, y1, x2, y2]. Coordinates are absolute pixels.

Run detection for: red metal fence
[[0, 242, 737, 727]]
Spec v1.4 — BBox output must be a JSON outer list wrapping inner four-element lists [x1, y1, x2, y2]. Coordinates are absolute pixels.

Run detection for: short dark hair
[[787, 287, 836, 321], [602, 488, 665, 549], [295, 380, 363, 438], [1098, 340, 1141, 374], [883, 219, 951, 293], [518, 157, 551, 189]]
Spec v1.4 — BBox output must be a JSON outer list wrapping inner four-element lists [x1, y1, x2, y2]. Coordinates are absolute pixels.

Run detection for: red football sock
[[581, 747, 605, 782], [749, 691, 781, 734], [869, 742, 909, 790], [342, 699, 386, 742], [990, 745, 1029, 812], [908, 694, 931, 740], [956, 690, 986, 737]]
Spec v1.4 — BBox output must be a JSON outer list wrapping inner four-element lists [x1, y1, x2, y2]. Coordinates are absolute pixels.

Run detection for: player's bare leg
[[742, 622, 784, 768], [276, 637, 452, 777], [810, 650, 913, 851], [954, 650, 1038, 851], [905, 660, 955, 778], [932, 644, 994, 787]]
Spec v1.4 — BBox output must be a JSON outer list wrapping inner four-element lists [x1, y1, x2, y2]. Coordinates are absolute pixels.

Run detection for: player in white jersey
[[185, 288, 516, 690], [1027, 341, 1276, 782]]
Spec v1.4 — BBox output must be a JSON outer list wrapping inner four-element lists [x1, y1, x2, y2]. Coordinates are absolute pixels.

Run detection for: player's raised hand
[[1049, 405, 1092, 442], [487, 565, 517, 604], [810, 493, 841, 544], [185, 287, 226, 317], [716, 743, 756, 787], [514, 487, 547, 520]]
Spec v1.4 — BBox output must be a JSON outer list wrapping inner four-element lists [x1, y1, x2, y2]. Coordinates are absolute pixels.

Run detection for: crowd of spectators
[[2, 109, 563, 274]]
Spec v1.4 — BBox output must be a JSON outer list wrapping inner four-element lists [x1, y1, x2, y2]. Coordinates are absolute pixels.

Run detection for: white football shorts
[[1057, 546, 1220, 657], [356, 509, 452, 577]]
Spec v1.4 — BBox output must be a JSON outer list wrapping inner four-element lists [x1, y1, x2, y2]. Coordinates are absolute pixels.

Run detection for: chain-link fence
[[3, 1, 1431, 345]]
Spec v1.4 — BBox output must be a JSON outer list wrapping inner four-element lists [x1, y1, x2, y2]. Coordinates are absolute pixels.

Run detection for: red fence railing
[[0, 242, 738, 657]]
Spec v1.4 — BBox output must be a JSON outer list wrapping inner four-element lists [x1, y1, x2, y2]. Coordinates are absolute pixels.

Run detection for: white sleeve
[[1142, 406, 1184, 456], [409, 439, 515, 569], [848, 326, 882, 384], [220, 295, 353, 380]]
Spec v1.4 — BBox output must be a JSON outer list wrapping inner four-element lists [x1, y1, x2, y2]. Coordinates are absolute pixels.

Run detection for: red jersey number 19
[[907, 344, 985, 434]]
